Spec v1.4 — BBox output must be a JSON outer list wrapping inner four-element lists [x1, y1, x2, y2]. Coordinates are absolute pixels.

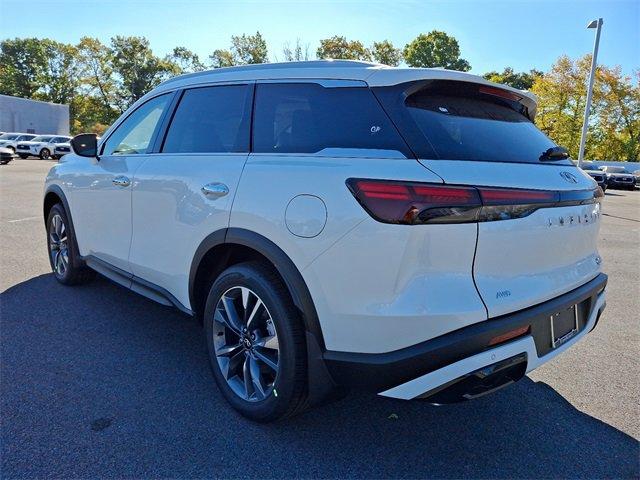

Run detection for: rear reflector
[[346, 178, 601, 225], [488, 325, 531, 346]]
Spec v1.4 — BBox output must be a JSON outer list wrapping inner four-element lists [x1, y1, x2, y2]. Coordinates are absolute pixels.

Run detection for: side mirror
[[71, 133, 98, 158]]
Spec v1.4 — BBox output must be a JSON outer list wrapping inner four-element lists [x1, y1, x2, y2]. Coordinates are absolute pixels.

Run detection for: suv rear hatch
[[374, 78, 603, 318]]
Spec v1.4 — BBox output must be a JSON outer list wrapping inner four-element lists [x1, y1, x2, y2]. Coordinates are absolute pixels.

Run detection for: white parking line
[[6, 216, 40, 223]]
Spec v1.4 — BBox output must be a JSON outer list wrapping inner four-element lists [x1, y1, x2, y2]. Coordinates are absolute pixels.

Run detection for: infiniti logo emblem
[[560, 171, 578, 183]]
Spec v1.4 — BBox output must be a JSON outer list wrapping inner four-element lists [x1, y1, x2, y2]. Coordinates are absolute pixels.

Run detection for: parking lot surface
[[1, 160, 639, 479]]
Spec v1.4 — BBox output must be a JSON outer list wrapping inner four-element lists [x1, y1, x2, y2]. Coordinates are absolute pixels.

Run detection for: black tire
[[46, 203, 95, 285], [40, 148, 51, 160], [18, 155, 29, 159], [204, 261, 308, 422]]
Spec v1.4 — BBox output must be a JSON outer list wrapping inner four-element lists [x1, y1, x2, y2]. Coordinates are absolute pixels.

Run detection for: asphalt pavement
[[1, 160, 639, 479]]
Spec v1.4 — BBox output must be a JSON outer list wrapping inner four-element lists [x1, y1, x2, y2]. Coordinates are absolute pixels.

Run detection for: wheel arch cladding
[[189, 228, 338, 404], [189, 228, 324, 346]]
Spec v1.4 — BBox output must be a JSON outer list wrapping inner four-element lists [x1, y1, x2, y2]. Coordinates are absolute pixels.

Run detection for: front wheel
[[204, 262, 308, 422], [46, 204, 95, 285], [40, 148, 51, 160]]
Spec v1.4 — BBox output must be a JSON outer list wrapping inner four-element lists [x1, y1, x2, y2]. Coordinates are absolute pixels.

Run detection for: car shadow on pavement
[[2, 274, 638, 479]]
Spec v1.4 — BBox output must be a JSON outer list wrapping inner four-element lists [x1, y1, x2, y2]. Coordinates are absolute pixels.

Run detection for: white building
[[0, 95, 69, 135]]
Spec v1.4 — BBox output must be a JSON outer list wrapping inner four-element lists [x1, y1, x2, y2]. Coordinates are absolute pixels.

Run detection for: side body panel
[[70, 154, 149, 272], [230, 155, 487, 354], [128, 153, 248, 306]]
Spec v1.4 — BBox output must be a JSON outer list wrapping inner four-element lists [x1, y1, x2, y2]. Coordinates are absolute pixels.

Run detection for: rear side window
[[252, 83, 409, 157], [376, 81, 569, 165], [162, 85, 250, 153]]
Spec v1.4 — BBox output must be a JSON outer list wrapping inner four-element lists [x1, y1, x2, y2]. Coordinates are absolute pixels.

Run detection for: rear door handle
[[201, 182, 229, 199], [112, 175, 131, 187]]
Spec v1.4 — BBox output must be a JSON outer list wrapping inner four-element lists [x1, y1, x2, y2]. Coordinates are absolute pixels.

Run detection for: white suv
[[43, 61, 607, 421], [0, 132, 37, 152], [16, 135, 72, 159]]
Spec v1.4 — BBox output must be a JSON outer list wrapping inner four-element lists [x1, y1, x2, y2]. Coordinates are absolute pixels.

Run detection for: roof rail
[[159, 60, 382, 86]]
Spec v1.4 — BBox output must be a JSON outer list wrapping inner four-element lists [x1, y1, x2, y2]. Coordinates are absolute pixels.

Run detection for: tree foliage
[[532, 55, 639, 161], [483, 67, 542, 90], [167, 47, 206, 73], [316, 36, 371, 61], [1, 34, 637, 161], [110, 36, 178, 111], [370, 40, 402, 67], [231, 32, 268, 65], [209, 49, 235, 68], [403, 31, 471, 71]]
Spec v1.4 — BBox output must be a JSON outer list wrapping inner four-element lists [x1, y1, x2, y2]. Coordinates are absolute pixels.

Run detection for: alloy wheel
[[49, 214, 69, 277], [212, 286, 280, 402]]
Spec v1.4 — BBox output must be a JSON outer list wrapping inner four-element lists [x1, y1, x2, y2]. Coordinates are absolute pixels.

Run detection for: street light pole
[[577, 18, 603, 168]]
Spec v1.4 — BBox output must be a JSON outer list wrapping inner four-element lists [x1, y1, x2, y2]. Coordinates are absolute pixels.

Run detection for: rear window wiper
[[540, 146, 569, 161]]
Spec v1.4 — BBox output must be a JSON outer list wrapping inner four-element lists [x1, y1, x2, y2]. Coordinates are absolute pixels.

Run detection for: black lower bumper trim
[[324, 273, 607, 392], [419, 353, 528, 404]]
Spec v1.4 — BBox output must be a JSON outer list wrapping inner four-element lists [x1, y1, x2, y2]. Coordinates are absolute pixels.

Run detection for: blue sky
[[0, 0, 637, 75]]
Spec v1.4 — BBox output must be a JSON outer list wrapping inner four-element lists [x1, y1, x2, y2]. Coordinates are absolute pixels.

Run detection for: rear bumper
[[324, 273, 607, 398]]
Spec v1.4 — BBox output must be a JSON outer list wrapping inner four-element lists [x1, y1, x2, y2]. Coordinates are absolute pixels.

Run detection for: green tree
[[532, 55, 600, 158], [403, 31, 471, 71], [76, 37, 118, 117], [0, 38, 49, 98], [370, 40, 402, 66], [231, 31, 268, 64], [316, 35, 371, 61], [532, 54, 639, 161], [483, 67, 542, 90], [209, 49, 236, 68], [591, 68, 640, 161], [38, 40, 80, 105], [167, 46, 206, 73], [110, 36, 178, 111]]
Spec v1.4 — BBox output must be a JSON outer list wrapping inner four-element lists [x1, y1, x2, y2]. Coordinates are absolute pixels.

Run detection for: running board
[[83, 255, 193, 315]]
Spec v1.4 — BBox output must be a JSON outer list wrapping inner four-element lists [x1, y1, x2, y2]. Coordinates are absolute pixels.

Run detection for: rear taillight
[[349, 180, 480, 224], [346, 179, 601, 225]]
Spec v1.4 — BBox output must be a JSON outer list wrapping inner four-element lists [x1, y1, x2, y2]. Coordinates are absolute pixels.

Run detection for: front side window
[[19, 135, 36, 141], [252, 83, 409, 157], [31, 136, 53, 142], [102, 94, 170, 156], [162, 85, 250, 153]]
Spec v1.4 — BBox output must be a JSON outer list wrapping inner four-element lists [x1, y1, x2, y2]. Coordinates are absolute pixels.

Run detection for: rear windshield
[[375, 81, 571, 165]]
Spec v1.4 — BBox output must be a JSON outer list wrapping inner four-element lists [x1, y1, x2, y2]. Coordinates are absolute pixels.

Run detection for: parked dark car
[[0, 146, 14, 165], [601, 166, 637, 190], [582, 169, 607, 192]]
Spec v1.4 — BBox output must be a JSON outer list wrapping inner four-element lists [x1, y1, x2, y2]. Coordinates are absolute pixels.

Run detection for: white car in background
[[0, 133, 37, 153], [16, 135, 72, 160], [53, 142, 72, 160]]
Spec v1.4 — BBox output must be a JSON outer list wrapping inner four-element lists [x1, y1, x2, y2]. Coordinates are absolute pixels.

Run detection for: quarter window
[[102, 94, 171, 156], [162, 85, 250, 153], [252, 83, 409, 157]]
